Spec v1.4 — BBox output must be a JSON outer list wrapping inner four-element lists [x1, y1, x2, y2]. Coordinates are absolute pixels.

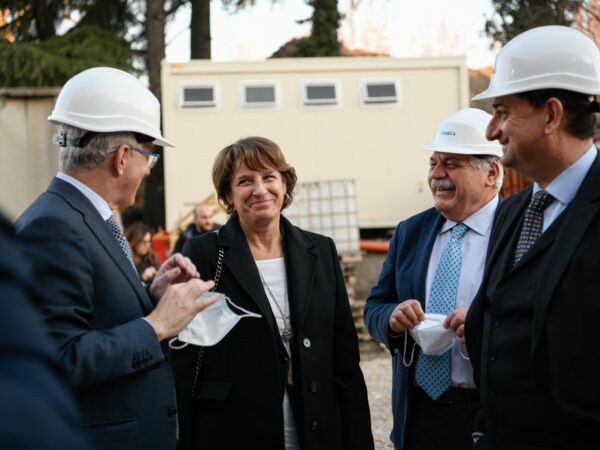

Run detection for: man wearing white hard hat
[[15, 67, 218, 450], [365, 108, 503, 450], [465, 25, 600, 449]]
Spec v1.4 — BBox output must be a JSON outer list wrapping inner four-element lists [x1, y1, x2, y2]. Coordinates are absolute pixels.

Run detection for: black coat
[[172, 215, 374, 450], [465, 152, 600, 449]]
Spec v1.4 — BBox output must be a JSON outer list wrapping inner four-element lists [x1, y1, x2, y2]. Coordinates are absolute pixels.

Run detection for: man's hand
[[141, 266, 157, 282], [149, 253, 200, 301], [145, 278, 218, 341], [444, 307, 468, 342], [389, 299, 425, 333]]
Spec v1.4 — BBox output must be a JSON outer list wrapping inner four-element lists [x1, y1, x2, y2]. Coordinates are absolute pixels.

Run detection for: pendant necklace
[[258, 267, 294, 384]]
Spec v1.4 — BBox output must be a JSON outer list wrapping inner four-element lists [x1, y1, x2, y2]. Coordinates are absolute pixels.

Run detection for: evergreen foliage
[[485, 0, 585, 45], [291, 0, 341, 56], [0, 26, 134, 87]]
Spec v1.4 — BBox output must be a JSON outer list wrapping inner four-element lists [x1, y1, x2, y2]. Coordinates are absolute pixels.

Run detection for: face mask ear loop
[[402, 330, 417, 367], [458, 342, 470, 360], [225, 297, 262, 319], [168, 337, 189, 350]]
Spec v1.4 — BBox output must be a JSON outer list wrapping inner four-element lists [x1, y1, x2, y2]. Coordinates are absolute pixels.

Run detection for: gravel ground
[[360, 348, 395, 450]]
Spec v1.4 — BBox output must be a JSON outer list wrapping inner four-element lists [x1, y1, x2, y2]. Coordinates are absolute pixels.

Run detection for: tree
[[189, 0, 256, 59], [190, 0, 211, 58], [286, 0, 341, 57], [485, 0, 587, 45], [143, 0, 167, 230], [271, 0, 343, 58], [0, 25, 134, 87]]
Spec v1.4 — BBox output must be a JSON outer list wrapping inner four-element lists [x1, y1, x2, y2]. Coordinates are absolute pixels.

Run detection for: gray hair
[[470, 155, 504, 190], [58, 124, 137, 172]]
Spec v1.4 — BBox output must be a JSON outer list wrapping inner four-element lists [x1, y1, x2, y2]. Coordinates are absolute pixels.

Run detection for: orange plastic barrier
[[360, 240, 390, 253]]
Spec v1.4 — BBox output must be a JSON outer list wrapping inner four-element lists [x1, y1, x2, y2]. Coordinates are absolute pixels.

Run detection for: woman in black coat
[[170, 137, 374, 450]]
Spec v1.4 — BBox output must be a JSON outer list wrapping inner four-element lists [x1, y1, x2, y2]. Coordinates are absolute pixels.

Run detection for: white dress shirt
[[534, 145, 597, 232], [256, 258, 300, 450], [56, 172, 112, 220], [425, 195, 499, 389]]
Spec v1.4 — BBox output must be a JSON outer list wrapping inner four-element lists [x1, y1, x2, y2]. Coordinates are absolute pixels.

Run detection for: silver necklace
[[257, 268, 293, 344], [258, 266, 294, 384]]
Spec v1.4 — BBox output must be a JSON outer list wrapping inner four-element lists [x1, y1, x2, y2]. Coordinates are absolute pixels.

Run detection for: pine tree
[[485, 0, 586, 45]]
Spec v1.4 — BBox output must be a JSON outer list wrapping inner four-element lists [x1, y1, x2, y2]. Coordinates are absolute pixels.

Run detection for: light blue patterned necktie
[[416, 223, 468, 400], [106, 215, 138, 276]]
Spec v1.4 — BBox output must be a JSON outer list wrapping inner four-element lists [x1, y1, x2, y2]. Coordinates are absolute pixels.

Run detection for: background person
[[364, 108, 503, 450], [15, 67, 217, 450], [126, 222, 159, 283], [466, 25, 600, 449], [171, 136, 374, 450], [172, 203, 221, 254]]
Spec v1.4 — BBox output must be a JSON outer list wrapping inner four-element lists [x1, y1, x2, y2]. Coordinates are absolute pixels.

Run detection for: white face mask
[[169, 292, 261, 349], [409, 313, 456, 355]]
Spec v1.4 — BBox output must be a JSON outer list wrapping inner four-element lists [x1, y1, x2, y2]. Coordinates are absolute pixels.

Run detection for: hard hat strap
[[52, 131, 98, 148]]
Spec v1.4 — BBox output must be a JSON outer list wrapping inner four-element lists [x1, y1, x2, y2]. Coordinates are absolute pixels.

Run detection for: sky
[[165, 0, 497, 69]]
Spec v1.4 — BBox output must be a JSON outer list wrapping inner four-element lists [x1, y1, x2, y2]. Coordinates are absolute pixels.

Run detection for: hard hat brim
[[472, 77, 600, 101], [48, 113, 174, 147], [421, 143, 502, 158]]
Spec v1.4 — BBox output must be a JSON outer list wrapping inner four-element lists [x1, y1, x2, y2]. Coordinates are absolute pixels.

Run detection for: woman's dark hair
[[125, 222, 156, 266]]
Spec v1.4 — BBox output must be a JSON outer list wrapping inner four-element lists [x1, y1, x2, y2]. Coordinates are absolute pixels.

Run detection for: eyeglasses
[[109, 143, 161, 170], [130, 145, 160, 170]]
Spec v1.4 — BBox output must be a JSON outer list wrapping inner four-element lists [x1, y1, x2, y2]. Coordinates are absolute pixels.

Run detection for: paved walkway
[[360, 349, 394, 450]]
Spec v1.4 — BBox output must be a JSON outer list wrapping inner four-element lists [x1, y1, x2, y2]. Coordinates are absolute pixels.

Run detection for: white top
[[255, 257, 300, 450], [534, 145, 596, 231], [56, 171, 112, 220], [425, 195, 499, 389]]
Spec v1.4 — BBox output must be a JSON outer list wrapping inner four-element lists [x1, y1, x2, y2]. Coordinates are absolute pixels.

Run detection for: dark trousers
[[402, 385, 479, 450]]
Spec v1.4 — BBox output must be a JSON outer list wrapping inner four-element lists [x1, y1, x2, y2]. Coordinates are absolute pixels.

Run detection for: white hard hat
[[48, 67, 173, 147], [473, 26, 600, 100], [422, 108, 502, 157]]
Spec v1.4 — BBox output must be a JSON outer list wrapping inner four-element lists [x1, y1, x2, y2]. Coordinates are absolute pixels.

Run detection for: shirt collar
[[440, 194, 499, 237], [56, 172, 113, 220], [533, 145, 597, 206]]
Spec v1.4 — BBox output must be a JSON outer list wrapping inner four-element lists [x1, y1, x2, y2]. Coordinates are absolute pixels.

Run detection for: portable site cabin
[[161, 56, 469, 237]]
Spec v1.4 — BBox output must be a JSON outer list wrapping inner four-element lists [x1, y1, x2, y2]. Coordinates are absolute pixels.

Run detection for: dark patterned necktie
[[106, 215, 138, 275], [511, 190, 554, 268]]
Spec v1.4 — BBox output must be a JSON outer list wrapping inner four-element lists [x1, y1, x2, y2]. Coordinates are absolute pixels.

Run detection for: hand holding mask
[[402, 313, 457, 366], [169, 292, 261, 348]]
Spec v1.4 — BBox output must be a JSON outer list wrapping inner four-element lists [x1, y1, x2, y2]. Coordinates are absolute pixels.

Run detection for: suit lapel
[[49, 178, 154, 314], [531, 155, 600, 351], [280, 217, 318, 332], [487, 188, 531, 281], [217, 219, 279, 337], [412, 210, 445, 308]]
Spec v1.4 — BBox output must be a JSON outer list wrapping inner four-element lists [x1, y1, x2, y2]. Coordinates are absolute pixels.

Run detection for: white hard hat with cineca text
[[421, 108, 502, 157]]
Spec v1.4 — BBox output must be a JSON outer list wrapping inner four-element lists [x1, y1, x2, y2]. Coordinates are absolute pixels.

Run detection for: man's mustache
[[430, 178, 455, 189]]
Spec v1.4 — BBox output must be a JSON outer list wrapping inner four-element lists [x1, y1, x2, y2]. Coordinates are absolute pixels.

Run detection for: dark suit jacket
[[0, 213, 92, 450], [15, 177, 178, 450], [363, 208, 444, 448], [466, 152, 600, 449], [172, 215, 374, 450]]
